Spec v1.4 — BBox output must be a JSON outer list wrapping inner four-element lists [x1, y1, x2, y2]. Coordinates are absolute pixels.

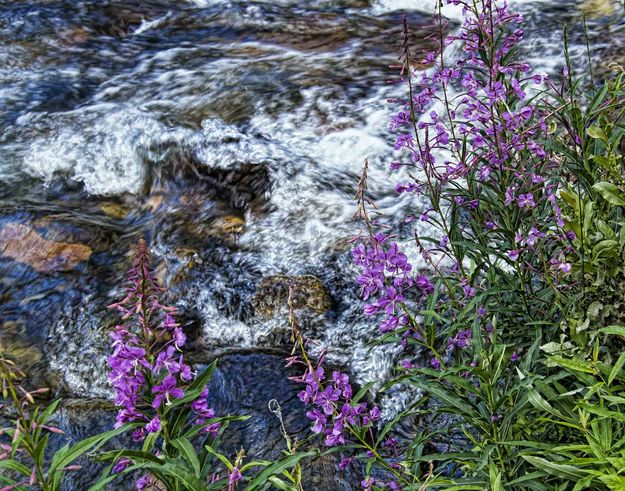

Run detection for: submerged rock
[[0, 320, 53, 389], [252, 274, 332, 317], [98, 202, 129, 220], [0, 222, 92, 273]]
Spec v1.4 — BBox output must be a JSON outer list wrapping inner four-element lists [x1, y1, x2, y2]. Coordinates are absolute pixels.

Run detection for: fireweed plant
[[93, 240, 314, 491], [322, 0, 625, 489], [0, 357, 132, 491]]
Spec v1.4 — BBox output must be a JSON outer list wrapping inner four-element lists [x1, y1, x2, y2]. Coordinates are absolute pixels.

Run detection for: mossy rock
[[251, 274, 332, 316]]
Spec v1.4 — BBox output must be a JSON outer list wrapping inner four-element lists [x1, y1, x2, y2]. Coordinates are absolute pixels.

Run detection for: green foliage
[[363, 15, 625, 491], [92, 360, 316, 490], [0, 359, 126, 491]]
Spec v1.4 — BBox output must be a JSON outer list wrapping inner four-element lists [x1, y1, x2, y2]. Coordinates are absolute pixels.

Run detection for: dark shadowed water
[[0, 0, 623, 488]]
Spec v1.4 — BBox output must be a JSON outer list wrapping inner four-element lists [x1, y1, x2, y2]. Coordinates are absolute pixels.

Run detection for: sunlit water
[[0, 0, 624, 484]]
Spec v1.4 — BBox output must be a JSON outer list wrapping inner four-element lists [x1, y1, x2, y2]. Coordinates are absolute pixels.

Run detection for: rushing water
[[0, 0, 624, 487]]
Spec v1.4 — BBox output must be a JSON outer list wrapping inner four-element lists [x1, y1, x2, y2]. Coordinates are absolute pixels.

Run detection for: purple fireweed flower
[[357, 269, 385, 300], [339, 456, 353, 470], [389, 111, 411, 129], [415, 275, 434, 294], [507, 249, 520, 261], [511, 78, 526, 99], [115, 407, 143, 428], [228, 467, 243, 491], [448, 329, 472, 350], [175, 357, 194, 382], [361, 477, 376, 490], [172, 327, 186, 349], [504, 187, 516, 206], [325, 431, 346, 447], [378, 287, 405, 315], [108, 240, 219, 442], [315, 386, 341, 415], [380, 315, 400, 333], [136, 475, 151, 490], [163, 314, 178, 330], [385, 243, 411, 273], [462, 283, 477, 297], [145, 417, 161, 433], [132, 428, 146, 442], [153, 346, 178, 373], [306, 409, 328, 434], [202, 422, 221, 437], [394, 134, 414, 150], [113, 458, 131, 474], [152, 375, 185, 408], [517, 193, 536, 208], [332, 372, 352, 399]]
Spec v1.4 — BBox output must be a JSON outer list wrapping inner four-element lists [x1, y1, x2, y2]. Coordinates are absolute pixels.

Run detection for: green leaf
[[526, 388, 572, 423], [268, 476, 298, 491], [599, 326, 625, 337], [96, 449, 164, 465], [171, 437, 201, 478], [489, 460, 504, 491], [34, 399, 62, 441], [572, 475, 595, 491], [592, 182, 625, 206], [522, 455, 587, 480], [593, 240, 619, 260], [49, 424, 135, 476], [188, 359, 218, 393], [142, 462, 209, 491], [560, 189, 581, 211], [579, 403, 625, 422], [548, 356, 596, 374], [142, 430, 161, 453], [0, 459, 32, 476], [243, 451, 317, 491], [609, 351, 625, 385], [204, 444, 233, 471], [599, 474, 625, 490], [351, 381, 375, 404], [587, 125, 608, 142]]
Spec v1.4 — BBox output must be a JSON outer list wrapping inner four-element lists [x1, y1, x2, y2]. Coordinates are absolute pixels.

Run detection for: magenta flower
[[136, 475, 151, 490], [145, 417, 161, 433], [315, 386, 341, 415], [113, 458, 131, 474], [152, 375, 185, 408], [173, 327, 186, 348], [517, 193, 536, 208], [228, 467, 243, 491], [306, 409, 327, 434]]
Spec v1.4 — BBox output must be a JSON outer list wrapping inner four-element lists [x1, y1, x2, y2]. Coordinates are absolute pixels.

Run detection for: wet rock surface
[[0, 222, 92, 272], [252, 274, 333, 317]]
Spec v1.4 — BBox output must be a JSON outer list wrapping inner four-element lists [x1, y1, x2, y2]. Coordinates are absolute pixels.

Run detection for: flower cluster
[[107, 240, 219, 439], [354, 0, 575, 374], [296, 364, 380, 446], [353, 233, 434, 336]]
